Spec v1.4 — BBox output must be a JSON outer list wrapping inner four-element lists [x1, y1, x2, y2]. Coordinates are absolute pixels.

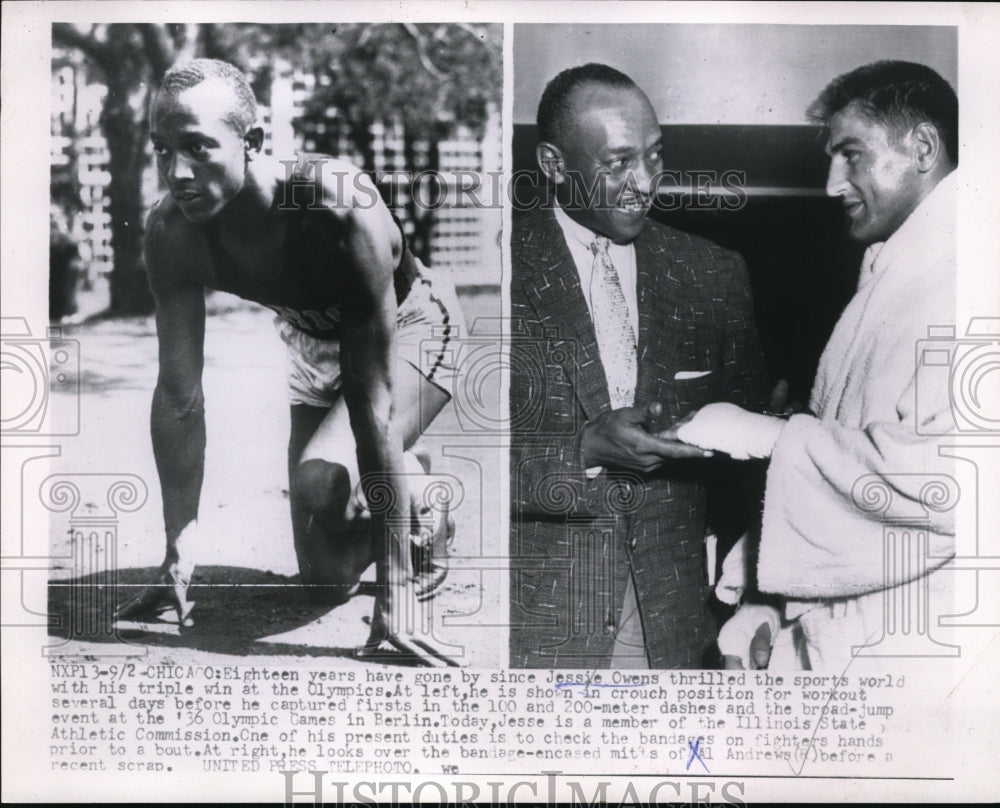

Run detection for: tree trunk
[[51, 23, 185, 317], [102, 71, 156, 316]]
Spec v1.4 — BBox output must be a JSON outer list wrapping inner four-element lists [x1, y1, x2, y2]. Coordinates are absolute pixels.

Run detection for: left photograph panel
[[43, 22, 505, 666]]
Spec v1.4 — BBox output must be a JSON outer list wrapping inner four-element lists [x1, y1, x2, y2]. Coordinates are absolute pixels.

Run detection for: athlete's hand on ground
[[115, 522, 198, 626], [581, 402, 712, 473], [114, 557, 195, 627], [356, 529, 459, 667]]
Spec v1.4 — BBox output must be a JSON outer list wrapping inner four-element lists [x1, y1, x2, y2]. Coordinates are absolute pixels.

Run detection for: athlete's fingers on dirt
[[356, 624, 452, 668], [413, 638, 461, 667], [386, 634, 449, 667]]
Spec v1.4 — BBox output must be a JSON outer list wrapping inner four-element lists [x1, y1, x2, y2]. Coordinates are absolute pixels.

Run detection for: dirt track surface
[[44, 290, 505, 668]]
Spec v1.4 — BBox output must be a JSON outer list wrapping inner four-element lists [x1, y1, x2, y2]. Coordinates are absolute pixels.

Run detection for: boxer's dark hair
[[807, 60, 958, 164], [156, 58, 258, 134], [537, 63, 638, 146]]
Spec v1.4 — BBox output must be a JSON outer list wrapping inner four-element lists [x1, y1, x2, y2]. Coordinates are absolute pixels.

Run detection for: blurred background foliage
[[50, 23, 502, 319]]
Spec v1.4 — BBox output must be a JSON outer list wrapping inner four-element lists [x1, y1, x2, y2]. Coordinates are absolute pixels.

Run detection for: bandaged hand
[[676, 402, 786, 460], [718, 603, 781, 670], [715, 534, 748, 606]]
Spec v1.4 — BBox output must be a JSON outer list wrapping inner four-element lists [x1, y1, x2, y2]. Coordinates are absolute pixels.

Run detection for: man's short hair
[[156, 58, 258, 134], [537, 63, 638, 146], [807, 60, 958, 165]]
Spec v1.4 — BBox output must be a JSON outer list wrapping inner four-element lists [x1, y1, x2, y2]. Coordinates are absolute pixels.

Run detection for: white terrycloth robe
[[759, 172, 958, 670]]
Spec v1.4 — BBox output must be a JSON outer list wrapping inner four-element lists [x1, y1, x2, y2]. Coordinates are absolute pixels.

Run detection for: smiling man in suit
[[509, 63, 768, 669]]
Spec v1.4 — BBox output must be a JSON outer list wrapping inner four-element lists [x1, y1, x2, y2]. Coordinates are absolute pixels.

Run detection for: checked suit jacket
[[509, 207, 768, 669]]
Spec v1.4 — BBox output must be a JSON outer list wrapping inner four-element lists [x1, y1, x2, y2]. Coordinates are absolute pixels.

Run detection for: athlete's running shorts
[[275, 265, 465, 408]]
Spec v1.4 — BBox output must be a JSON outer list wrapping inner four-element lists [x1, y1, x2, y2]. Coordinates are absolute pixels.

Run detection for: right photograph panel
[[508, 23, 959, 671]]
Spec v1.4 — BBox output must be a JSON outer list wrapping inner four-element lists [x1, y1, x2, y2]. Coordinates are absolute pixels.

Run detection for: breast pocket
[[668, 370, 722, 415]]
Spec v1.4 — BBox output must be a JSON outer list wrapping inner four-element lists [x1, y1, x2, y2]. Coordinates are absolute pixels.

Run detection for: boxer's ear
[[911, 121, 943, 173], [244, 127, 264, 155], [537, 142, 565, 184]]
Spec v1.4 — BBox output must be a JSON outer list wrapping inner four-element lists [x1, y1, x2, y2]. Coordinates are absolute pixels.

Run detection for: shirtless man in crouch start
[[115, 58, 463, 665]]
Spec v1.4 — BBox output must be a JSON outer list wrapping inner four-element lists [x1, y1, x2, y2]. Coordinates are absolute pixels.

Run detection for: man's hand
[[764, 378, 803, 418], [357, 518, 459, 668], [581, 401, 712, 473], [114, 522, 198, 626]]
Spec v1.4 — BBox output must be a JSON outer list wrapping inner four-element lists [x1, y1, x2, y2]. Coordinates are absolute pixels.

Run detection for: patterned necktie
[[590, 235, 637, 409]]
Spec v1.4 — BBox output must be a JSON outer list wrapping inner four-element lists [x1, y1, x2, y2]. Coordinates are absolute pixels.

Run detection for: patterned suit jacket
[[509, 207, 767, 668]]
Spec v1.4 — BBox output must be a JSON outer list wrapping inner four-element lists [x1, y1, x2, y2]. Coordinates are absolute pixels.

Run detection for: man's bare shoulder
[[145, 198, 210, 291], [275, 153, 402, 279], [277, 152, 386, 220]]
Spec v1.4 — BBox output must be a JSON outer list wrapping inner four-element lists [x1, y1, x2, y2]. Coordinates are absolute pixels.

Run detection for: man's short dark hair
[[807, 60, 958, 164], [537, 63, 638, 146], [156, 58, 258, 134]]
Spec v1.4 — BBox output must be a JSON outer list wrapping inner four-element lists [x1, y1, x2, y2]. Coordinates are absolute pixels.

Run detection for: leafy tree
[[257, 23, 502, 263], [52, 23, 199, 316]]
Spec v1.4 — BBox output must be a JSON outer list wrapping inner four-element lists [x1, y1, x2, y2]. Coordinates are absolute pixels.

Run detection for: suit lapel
[[515, 211, 611, 420]]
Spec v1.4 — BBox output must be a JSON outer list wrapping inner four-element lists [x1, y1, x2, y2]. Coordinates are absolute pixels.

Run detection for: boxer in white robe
[[676, 61, 961, 669]]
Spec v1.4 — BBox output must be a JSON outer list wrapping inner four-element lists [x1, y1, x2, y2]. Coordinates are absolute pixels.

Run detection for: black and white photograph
[[508, 22, 964, 671], [40, 20, 504, 670], [2, 1, 998, 804]]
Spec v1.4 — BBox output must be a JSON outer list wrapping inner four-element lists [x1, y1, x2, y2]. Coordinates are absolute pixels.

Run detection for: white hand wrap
[[715, 534, 748, 606], [717, 604, 781, 667], [676, 402, 785, 460]]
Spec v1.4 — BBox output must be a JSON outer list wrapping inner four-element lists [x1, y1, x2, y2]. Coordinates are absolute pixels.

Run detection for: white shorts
[[276, 266, 465, 408]]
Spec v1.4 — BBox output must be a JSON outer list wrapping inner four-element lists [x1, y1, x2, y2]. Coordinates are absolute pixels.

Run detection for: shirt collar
[[552, 202, 605, 250]]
